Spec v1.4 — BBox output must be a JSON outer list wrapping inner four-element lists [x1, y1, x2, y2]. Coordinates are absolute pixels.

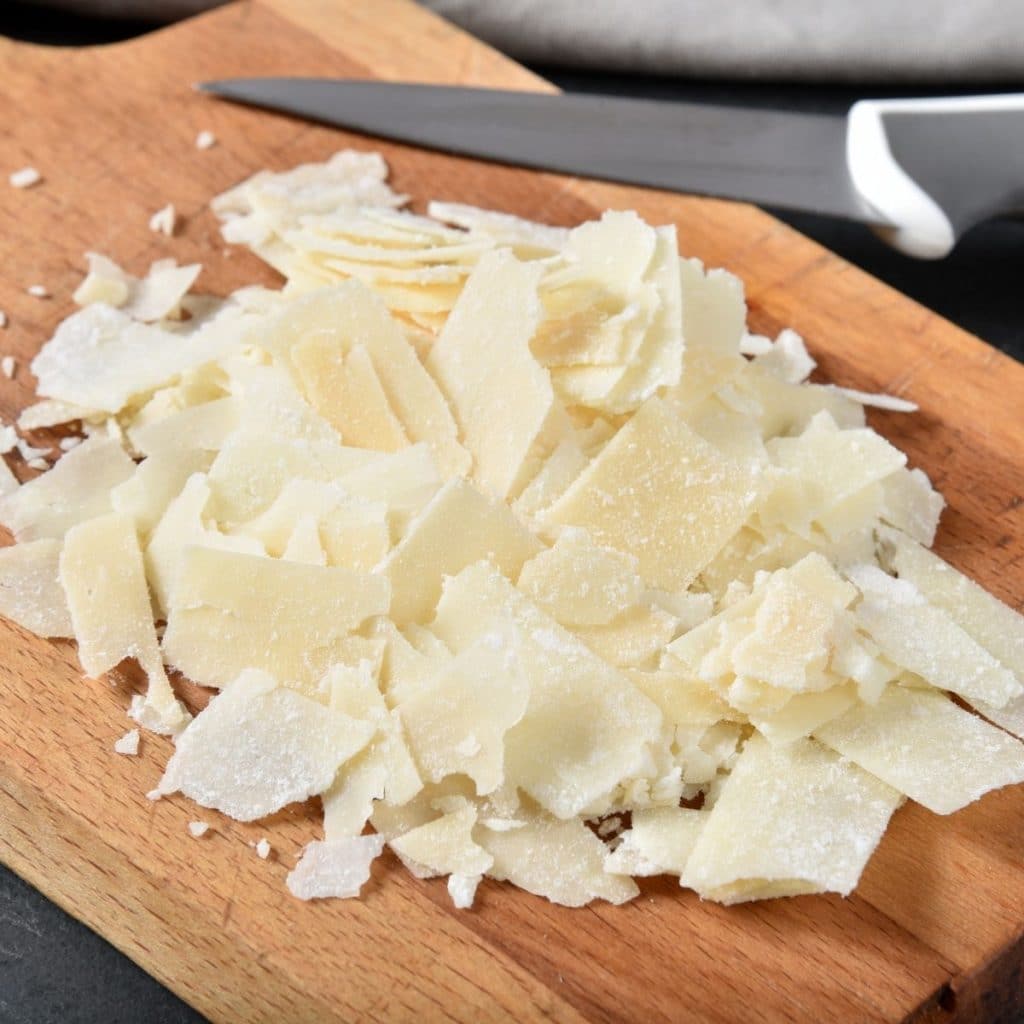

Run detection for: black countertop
[[1, 5, 1022, 1024]]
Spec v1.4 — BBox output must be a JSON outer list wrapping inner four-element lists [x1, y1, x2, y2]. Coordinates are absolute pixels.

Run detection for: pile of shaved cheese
[[1, 150, 1023, 910]]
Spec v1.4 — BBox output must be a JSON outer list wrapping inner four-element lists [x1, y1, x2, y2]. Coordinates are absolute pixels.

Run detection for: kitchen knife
[[199, 80, 1024, 259]]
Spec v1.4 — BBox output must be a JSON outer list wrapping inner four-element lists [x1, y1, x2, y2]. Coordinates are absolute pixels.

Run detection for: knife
[[198, 79, 1024, 260]]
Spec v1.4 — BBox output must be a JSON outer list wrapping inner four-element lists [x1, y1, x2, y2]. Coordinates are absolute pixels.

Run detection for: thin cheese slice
[[0, 538, 73, 637], [546, 397, 767, 590], [816, 685, 1024, 814], [849, 565, 1021, 708], [880, 528, 1024, 681], [162, 545, 390, 691], [60, 512, 187, 733], [681, 734, 901, 902], [432, 563, 663, 818], [287, 835, 386, 900], [427, 251, 551, 498], [384, 477, 541, 626], [390, 802, 493, 878], [604, 807, 707, 877], [399, 625, 530, 795], [111, 449, 212, 536], [480, 813, 638, 907], [0, 438, 135, 542], [159, 669, 373, 819], [518, 527, 643, 627]]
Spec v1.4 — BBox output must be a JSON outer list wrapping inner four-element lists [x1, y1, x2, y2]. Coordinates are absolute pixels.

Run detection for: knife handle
[[847, 94, 1024, 259]]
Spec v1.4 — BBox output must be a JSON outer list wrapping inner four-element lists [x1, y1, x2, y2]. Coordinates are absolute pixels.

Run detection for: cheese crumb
[[26, 457, 49, 471], [59, 436, 83, 452], [27, 285, 49, 299], [113, 728, 140, 756], [0, 311, 7, 328], [195, 130, 217, 150], [1, 357, 15, 379], [9, 167, 41, 189], [148, 203, 177, 236], [188, 821, 210, 838], [255, 838, 271, 859]]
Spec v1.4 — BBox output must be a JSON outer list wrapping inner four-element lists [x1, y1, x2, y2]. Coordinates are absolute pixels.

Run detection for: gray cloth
[[420, 0, 1024, 81], [25, 0, 1024, 81]]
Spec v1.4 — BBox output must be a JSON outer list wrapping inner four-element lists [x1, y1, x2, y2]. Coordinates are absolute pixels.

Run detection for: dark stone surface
[[0, 7, 1021, 1024]]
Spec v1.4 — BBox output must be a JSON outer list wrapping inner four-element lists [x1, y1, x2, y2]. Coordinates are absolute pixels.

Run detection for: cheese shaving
[[0, 148, 1019, 913]]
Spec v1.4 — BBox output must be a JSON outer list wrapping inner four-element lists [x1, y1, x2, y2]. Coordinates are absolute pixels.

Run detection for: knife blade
[[198, 79, 1024, 259]]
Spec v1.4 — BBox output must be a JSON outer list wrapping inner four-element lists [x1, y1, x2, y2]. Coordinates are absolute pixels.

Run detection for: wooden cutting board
[[1, 2, 1022, 1021]]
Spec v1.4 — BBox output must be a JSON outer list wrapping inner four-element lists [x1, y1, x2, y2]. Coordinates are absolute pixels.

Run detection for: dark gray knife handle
[[846, 95, 1024, 259]]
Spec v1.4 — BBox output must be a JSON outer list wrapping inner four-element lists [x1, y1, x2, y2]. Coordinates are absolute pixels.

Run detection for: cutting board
[[1, 2, 1022, 1021]]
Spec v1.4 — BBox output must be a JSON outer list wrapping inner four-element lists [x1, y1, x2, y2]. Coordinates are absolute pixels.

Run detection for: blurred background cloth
[[21, 0, 1024, 80]]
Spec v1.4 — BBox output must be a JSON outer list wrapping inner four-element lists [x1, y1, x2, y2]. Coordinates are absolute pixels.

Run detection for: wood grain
[[0, 2, 1022, 1022]]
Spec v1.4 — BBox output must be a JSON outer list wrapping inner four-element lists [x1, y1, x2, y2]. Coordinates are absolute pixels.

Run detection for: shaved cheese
[[114, 729, 140, 756], [188, 821, 209, 838], [27, 285, 49, 299], [605, 807, 706, 876], [481, 813, 638, 907], [816, 686, 1024, 814], [384, 476, 540, 625], [149, 203, 177, 236], [159, 669, 373, 819], [433, 563, 662, 818], [427, 251, 551, 498], [849, 564, 1021, 708], [880, 527, 1024, 680], [682, 734, 901, 902], [546, 398, 766, 590], [255, 838, 271, 858], [287, 835, 386, 900], [390, 802, 492, 878], [0, 437, 134, 541], [60, 513, 188, 734], [0, 539, 73, 637], [195, 130, 217, 150], [518, 527, 642, 627], [162, 546, 389, 692]]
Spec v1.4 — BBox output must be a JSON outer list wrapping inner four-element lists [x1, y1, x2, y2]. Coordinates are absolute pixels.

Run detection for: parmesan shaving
[[0, 147, 1018, 913], [10, 167, 42, 189]]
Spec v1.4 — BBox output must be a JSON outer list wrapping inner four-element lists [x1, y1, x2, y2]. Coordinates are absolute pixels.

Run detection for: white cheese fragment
[[0, 310, 7, 328], [27, 285, 49, 299], [162, 545, 389, 693], [427, 250, 552, 498], [399, 624, 530, 795], [518, 527, 643, 627], [17, 399, 93, 431], [9, 167, 42, 188], [188, 821, 210, 838], [60, 512, 188, 735], [816, 685, 1024, 814], [1, 356, 15, 379], [128, 398, 239, 457], [880, 527, 1024, 681], [384, 476, 540, 626], [114, 728, 140, 756], [681, 734, 901, 902], [604, 807, 707, 877], [159, 669, 374, 819], [111, 449, 212, 536], [195, 130, 217, 150], [0, 538, 73, 637], [287, 834, 386, 900], [59, 437, 82, 452], [679, 258, 745, 356], [879, 468, 944, 546], [255, 838, 271, 859], [447, 873, 482, 909], [433, 563, 663, 818], [572, 602, 680, 669], [753, 328, 816, 384], [390, 803, 493, 878], [149, 203, 177, 236], [848, 564, 1021, 708], [480, 813, 638, 907], [546, 397, 766, 591]]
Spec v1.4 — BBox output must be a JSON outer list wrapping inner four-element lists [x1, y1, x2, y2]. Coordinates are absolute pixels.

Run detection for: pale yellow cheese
[[0, 538, 73, 637], [390, 802, 492, 878], [604, 807, 707, 877], [546, 397, 767, 591], [383, 476, 541, 626], [426, 251, 552, 498], [681, 734, 901, 902], [60, 512, 187, 733], [816, 685, 1024, 814]]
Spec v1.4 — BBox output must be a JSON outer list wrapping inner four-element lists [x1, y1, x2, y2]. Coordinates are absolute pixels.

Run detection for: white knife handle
[[847, 94, 1024, 259]]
